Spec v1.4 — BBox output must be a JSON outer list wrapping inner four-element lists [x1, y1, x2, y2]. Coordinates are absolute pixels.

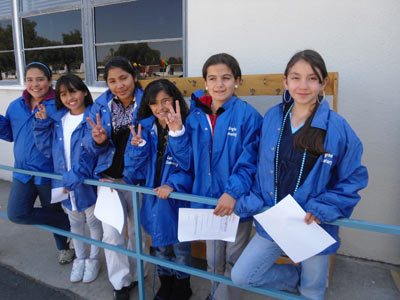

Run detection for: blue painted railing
[[0, 165, 399, 300]]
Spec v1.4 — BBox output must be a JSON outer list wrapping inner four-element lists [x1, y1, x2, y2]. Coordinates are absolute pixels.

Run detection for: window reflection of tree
[[23, 19, 83, 77], [104, 43, 161, 66], [0, 23, 14, 80]]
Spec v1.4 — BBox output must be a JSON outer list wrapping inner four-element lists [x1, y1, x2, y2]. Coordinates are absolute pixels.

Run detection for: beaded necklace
[[274, 103, 307, 205]]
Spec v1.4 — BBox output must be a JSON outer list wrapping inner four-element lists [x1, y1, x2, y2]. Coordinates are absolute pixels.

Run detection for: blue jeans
[[231, 232, 329, 300], [154, 242, 191, 279], [7, 178, 70, 250]]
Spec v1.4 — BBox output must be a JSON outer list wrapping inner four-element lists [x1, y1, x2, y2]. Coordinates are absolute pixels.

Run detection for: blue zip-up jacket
[[123, 116, 192, 247], [168, 90, 262, 215], [83, 88, 143, 177], [234, 98, 369, 254], [0, 95, 57, 185], [32, 106, 99, 212]]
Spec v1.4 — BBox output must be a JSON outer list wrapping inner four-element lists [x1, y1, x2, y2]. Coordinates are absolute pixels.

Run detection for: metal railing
[[0, 165, 399, 300]]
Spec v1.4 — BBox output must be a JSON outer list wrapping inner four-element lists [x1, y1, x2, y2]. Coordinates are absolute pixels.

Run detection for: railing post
[[132, 191, 145, 300]]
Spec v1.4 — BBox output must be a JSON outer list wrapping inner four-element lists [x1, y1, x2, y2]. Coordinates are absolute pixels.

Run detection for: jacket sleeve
[[234, 161, 266, 218], [167, 122, 193, 172], [62, 167, 85, 191], [123, 134, 151, 185], [224, 109, 263, 200], [305, 122, 369, 223], [31, 117, 54, 159], [166, 168, 193, 194], [0, 105, 14, 142], [63, 139, 104, 190]]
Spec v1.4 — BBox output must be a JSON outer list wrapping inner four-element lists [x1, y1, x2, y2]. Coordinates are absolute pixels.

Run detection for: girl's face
[[284, 59, 328, 108], [106, 67, 136, 104], [25, 68, 51, 102], [59, 84, 87, 115], [205, 63, 239, 104], [149, 90, 173, 125]]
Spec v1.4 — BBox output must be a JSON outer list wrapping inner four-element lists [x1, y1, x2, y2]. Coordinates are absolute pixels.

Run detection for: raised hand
[[129, 124, 143, 146], [165, 100, 183, 131], [213, 193, 236, 217], [154, 184, 173, 199], [86, 113, 108, 145], [35, 104, 47, 120]]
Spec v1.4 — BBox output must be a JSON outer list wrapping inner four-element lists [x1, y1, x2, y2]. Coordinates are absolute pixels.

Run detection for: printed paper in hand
[[178, 208, 240, 242], [254, 194, 336, 263], [51, 187, 69, 204], [94, 186, 125, 234]]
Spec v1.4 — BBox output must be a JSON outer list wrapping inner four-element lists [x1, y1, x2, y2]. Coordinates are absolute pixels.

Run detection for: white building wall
[[187, 0, 400, 264], [0, 0, 398, 264]]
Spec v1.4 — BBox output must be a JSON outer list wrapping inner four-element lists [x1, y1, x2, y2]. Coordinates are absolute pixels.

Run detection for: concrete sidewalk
[[0, 179, 399, 300]]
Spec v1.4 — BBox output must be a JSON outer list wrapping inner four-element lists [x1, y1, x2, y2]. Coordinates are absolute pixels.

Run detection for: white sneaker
[[70, 259, 85, 282], [82, 259, 100, 283]]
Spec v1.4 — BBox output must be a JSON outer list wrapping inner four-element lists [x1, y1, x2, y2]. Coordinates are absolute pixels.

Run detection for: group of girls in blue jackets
[[0, 49, 368, 300]]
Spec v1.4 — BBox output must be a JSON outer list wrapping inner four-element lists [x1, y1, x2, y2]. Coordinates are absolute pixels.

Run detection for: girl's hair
[[25, 62, 52, 81], [202, 53, 242, 80], [137, 79, 189, 123], [55, 74, 93, 110], [285, 49, 328, 157], [104, 56, 142, 89]]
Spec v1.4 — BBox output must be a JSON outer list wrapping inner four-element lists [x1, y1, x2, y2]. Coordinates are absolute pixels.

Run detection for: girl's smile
[[149, 90, 174, 127], [25, 68, 51, 103], [59, 85, 86, 115], [205, 63, 239, 107]]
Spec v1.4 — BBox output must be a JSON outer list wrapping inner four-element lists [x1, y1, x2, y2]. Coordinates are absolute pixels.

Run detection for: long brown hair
[[284, 50, 327, 157]]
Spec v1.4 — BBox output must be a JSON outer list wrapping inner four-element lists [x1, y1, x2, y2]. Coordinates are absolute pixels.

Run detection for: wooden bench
[[138, 72, 339, 285], [139, 72, 338, 111]]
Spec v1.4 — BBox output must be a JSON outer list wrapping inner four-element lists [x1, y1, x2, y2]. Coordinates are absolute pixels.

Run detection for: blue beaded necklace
[[274, 103, 307, 205]]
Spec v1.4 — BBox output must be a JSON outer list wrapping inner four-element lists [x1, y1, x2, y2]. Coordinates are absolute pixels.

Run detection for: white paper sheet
[[254, 194, 336, 263], [178, 208, 240, 242], [51, 187, 69, 204], [94, 186, 125, 234]]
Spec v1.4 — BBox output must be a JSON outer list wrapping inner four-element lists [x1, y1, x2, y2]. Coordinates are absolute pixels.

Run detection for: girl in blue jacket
[[32, 74, 103, 283], [231, 50, 368, 300], [0, 62, 73, 264], [85, 56, 150, 300], [167, 53, 263, 300], [123, 79, 192, 300]]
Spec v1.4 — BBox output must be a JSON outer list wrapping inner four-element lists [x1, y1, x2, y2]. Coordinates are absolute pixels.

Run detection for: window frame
[[2, 0, 186, 87]]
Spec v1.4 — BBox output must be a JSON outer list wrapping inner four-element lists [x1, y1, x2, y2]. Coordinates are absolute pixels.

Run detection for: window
[[0, 0, 15, 81], [94, 0, 183, 80], [3, 0, 185, 86], [23, 10, 83, 80]]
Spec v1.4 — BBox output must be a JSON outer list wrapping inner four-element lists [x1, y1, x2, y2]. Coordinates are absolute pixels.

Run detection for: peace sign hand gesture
[[35, 104, 47, 120], [129, 124, 143, 146], [165, 100, 183, 132], [86, 113, 108, 145]]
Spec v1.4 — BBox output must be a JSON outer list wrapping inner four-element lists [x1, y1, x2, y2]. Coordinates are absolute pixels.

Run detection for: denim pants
[[231, 232, 330, 300], [154, 241, 192, 279], [7, 178, 70, 250], [64, 204, 102, 260]]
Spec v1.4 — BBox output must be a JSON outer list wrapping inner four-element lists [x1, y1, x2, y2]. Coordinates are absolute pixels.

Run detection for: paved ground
[[0, 179, 399, 300]]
